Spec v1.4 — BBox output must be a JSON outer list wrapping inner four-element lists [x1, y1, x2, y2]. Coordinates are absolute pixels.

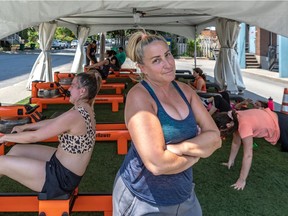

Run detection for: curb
[[242, 70, 288, 85]]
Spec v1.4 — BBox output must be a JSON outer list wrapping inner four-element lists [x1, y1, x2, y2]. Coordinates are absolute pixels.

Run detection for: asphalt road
[[0, 49, 75, 88]]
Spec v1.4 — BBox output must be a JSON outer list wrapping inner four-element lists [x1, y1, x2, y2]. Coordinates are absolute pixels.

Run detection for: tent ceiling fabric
[[1, 1, 288, 39]]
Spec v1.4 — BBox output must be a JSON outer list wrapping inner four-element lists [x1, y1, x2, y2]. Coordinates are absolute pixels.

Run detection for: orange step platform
[[1, 123, 130, 155]]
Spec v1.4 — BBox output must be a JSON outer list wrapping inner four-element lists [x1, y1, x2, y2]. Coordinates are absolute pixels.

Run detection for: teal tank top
[[120, 80, 198, 206]]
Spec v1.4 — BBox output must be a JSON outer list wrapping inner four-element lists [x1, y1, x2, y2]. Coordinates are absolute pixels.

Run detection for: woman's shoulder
[[127, 82, 146, 97], [128, 82, 156, 105], [174, 80, 188, 88], [49, 108, 85, 132], [174, 80, 194, 96], [125, 83, 158, 116], [60, 108, 85, 120]]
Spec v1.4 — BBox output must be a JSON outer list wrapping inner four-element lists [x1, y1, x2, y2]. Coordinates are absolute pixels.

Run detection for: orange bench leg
[[0, 145, 4, 155], [112, 101, 119, 112], [104, 211, 112, 216], [115, 87, 121, 95], [39, 199, 71, 216], [37, 103, 43, 112], [117, 136, 128, 155]]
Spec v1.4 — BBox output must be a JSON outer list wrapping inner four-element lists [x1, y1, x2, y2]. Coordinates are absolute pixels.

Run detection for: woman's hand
[[231, 178, 246, 190], [11, 125, 25, 134], [0, 133, 5, 144], [166, 144, 183, 156], [221, 161, 234, 169]]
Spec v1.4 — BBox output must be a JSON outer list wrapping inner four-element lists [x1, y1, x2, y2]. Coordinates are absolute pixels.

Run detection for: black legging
[[213, 95, 231, 112], [275, 111, 288, 152], [218, 91, 230, 104]]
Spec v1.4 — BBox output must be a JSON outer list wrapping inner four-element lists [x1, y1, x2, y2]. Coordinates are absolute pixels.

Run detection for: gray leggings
[[112, 172, 202, 216]]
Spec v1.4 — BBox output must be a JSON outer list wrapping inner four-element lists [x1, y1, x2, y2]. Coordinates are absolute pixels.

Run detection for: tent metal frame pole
[[194, 25, 197, 68]]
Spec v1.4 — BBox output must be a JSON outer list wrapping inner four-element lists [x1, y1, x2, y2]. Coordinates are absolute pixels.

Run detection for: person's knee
[[0, 154, 11, 172], [6, 145, 22, 156]]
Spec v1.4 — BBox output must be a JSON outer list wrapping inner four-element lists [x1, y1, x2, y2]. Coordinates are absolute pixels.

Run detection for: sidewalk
[[0, 80, 30, 104], [0, 58, 287, 108]]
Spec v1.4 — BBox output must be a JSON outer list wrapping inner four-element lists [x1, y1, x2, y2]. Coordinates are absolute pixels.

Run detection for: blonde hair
[[126, 30, 168, 82], [126, 30, 168, 65]]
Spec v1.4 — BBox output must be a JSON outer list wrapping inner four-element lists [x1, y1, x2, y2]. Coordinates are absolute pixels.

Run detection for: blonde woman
[[112, 31, 221, 216]]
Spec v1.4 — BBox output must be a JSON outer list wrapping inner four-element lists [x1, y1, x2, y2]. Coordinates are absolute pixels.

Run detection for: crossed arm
[[125, 83, 221, 176]]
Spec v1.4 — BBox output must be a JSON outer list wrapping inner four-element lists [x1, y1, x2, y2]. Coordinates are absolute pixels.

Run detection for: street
[[0, 49, 75, 88]]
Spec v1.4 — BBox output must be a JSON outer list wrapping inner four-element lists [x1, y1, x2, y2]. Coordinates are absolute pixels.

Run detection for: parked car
[[62, 41, 71, 48], [71, 40, 78, 48], [58, 41, 65, 49], [51, 39, 61, 49]]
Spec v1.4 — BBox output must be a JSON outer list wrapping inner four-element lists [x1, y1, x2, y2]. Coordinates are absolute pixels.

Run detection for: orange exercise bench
[[0, 104, 44, 122], [54, 72, 127, 94], [0, 191, 112, 216], [1, 123, 130, 155], [40, 123, 130, 155], [30, 81, 124, 112], [100, 82, 127, 95], [53, 71, 75, 84], [30, 95, 124, 113], [0, 133, 113, 215], [108, 68, 137, 79]]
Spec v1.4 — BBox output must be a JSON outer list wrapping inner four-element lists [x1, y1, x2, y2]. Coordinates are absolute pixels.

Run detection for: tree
[[27, 27, 38, 48], [55, 27, 75, 42], [186, 39, 201, 57], [107, 30, 126, 47]]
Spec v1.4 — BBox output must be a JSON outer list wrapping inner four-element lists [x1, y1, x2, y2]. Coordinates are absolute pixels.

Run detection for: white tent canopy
[[1, 1, 288, 40], [1, 0, 288, 91]]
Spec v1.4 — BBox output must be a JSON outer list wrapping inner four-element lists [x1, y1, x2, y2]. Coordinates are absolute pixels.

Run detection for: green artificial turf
[[1, 78, 288, 215], [194, 137, 288, 216]]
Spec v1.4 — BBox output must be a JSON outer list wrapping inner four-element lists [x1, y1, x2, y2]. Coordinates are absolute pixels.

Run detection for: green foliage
[[55, 27, 75, 42], [25, 27, 39, 47], [170, 37, 178, 57], [107, 30, 126, 47], [21, 26, 76, 48], [186, 38, 201, 57], [107, 30, 125, 38]]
